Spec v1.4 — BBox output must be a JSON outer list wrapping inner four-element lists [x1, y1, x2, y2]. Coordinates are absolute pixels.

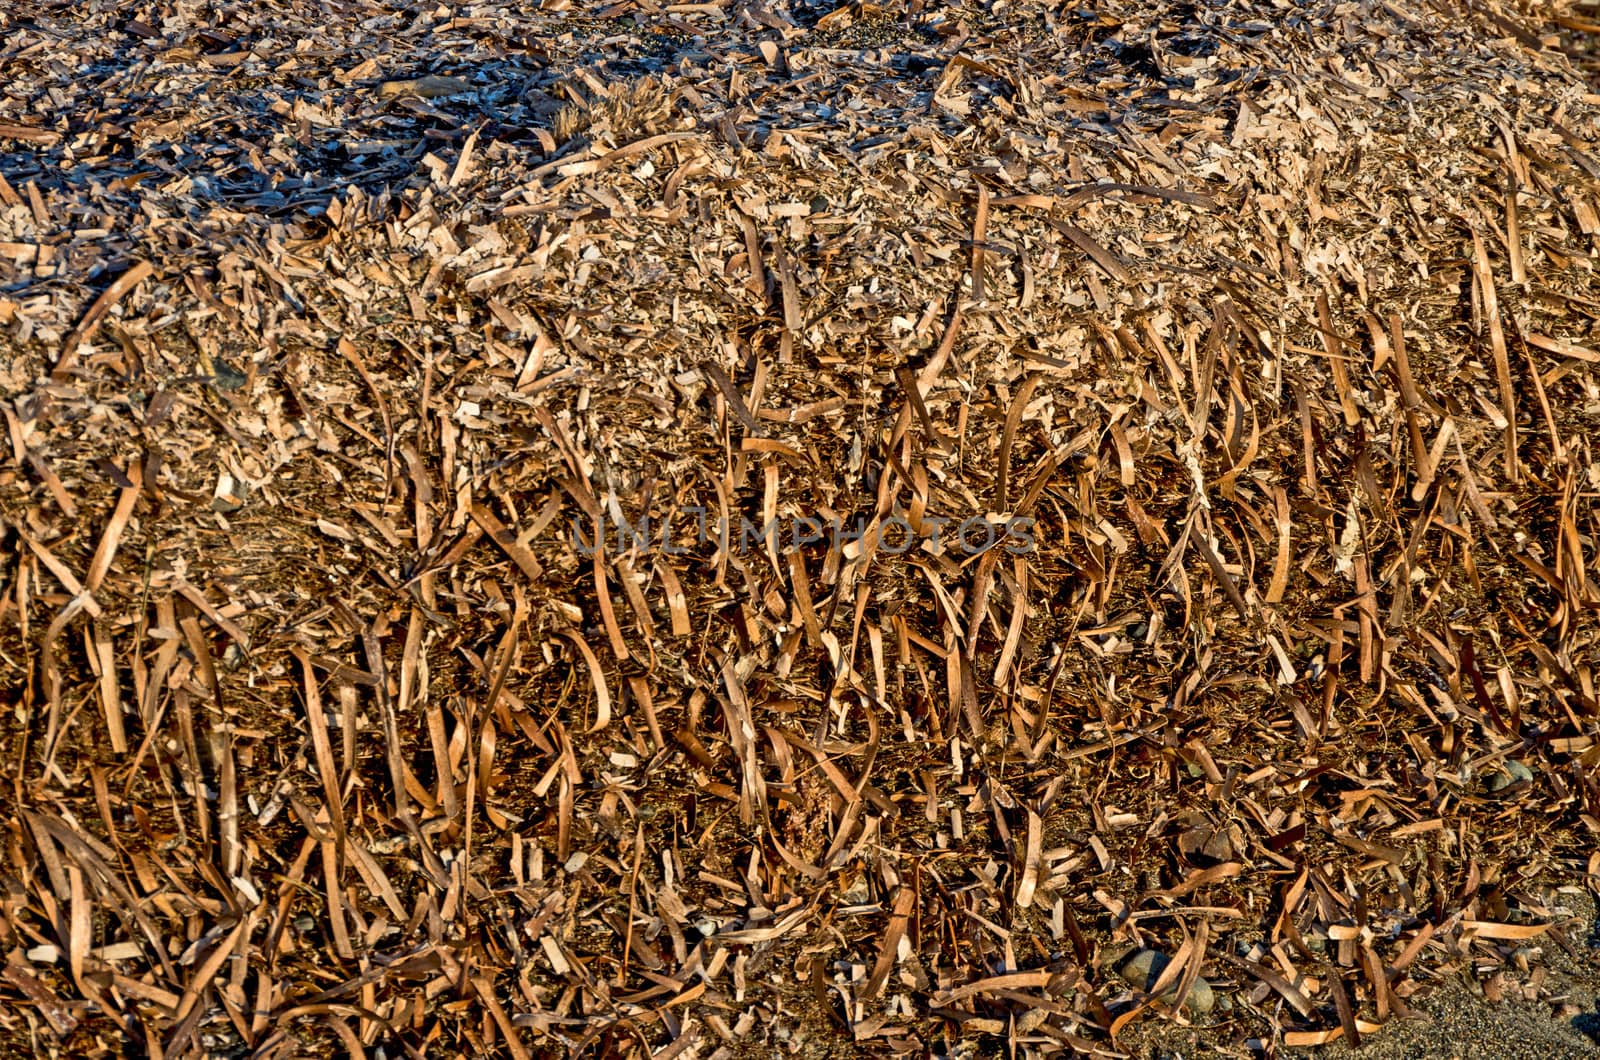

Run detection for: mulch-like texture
[[4, 0, 1600, 1056]]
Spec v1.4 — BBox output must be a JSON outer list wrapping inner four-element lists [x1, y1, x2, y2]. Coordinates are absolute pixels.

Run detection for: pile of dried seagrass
[[4, 0, 1600, 1055]]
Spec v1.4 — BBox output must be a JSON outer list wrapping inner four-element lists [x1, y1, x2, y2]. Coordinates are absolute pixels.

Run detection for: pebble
[[1484, 760, 1535, 794], [1114, 947, 1216, 1014]]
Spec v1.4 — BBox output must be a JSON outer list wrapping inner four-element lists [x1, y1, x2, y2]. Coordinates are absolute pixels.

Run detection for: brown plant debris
[[3, 0, 1600, 1057]]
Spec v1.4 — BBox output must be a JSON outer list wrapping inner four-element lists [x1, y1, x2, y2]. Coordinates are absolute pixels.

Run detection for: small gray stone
[[1114, 947, 1216, 1014], [1484, 759, 1535, 794]]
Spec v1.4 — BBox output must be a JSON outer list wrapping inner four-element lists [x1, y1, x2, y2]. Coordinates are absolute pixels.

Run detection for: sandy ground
[[1114, 892, 1600, 1058]]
